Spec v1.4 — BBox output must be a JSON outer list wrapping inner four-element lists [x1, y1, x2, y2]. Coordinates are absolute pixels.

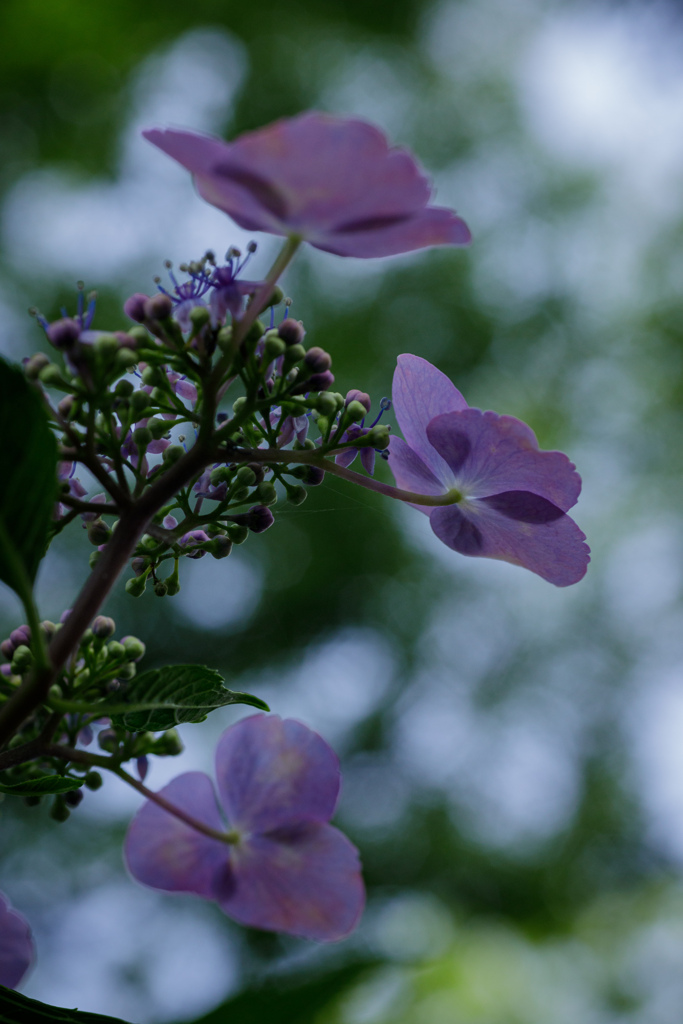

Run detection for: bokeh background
[[2, 0, 683, 1020]]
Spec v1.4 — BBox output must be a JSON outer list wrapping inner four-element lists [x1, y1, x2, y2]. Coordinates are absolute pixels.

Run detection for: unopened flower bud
[[265, 285, 284, 308], [144, 293, 173, 321], [141, 365, 162, 387], [40, 620, 57, 641], [217, 326, 233, 351], [292, 464, 325, 486], [107, 641, 126, 659], [122, 636, 146, 662], [225, 523, 249, 544], [125, 575, 147, 597], [235, 466, 256, 487], [145, 417, 171, 440], [98, 729, 118, 752], [264, 334, 286, 360], [57, 394, 76, 419], [131, 556, 149, 576], [123, 293, 149, 322], [155, 729, 183, 756], [1, 638, 14, 659], [286, 484, 307, 506], [65, 789, 84, 808], [92, 615, 116, 639], [130, 391, 150, 417], [39, 364, 69, 388], [133, 426, 153, 448], [154, 581, 168, 597], [189, 305, 210, 329], [245, 319, 265, 343], [89, 551, 101, 569], [115, 379, 134, 398], [292, 370, 335, 395], [50, 797, 70, 822], [86, 519, 111, 546], [84, 771, 103, 790], [10, 626, 30, 648], [210, 536, 233, 559], [11, 645, 33, 674], [94, 334, 119, 359], [115, 348, 138, 371], [304, 347, 331, 373], [365, 424, 391, 449], [315, 392, 338, 418], [24, 352, 51, 379], [232, 397, 247, 414], [162, 445, 184, 465], [283, 343, 306, 367], [46, 317, 80, 348], [255, 482, 277, 506], [345, 400, 368, 424], [345, 389, 371, 412], [277, 318, 305, 346]]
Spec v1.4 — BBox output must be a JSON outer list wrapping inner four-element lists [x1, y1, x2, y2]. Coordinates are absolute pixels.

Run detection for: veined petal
[[0, 893, 34, 989], [426, 409, 582, 511], [124, 772, 227, 898], [217, 823, 364, 941], [215, 715, 340, 833], [387, 436, 445, 515], [430, 501, 590, 586], [392, 355, 468, 482], [310, 207, 471, 258]]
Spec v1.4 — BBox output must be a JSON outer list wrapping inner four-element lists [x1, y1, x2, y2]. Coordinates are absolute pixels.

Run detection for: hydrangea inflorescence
[[0, 109, 590, 984]]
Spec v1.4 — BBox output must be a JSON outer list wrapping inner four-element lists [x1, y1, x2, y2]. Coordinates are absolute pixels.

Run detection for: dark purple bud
[[10, 626, 30, 649], [123, 293, 150, 322], [24, 352, 51, 379], [131, 557, 149, 577], [143, 294, 173, 321], [1, 663, 13, 677], [92, 615, 116, 639], [292, 370, 335, 395], [304, 347, 332, 373], [115, 331, 140, 350], [65, 789, 84, 808], [1, 639, 14, 659], [277, 318, 305, 346], [247, 462, 265, 483], [137, 756, 149, 782], [345, 389, 371, 413], [46, 317, 81, 349], [294, 465, 325, 486], [98, 729, 118, 753], [245, 505, 274, 533]]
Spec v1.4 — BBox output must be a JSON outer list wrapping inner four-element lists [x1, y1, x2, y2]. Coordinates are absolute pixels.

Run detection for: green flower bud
[[89, 550, 101, 569], [245, 319, 265, 343], [217, 326, 233, 351], [122, 636, 146, 662], [154, 581, 168, 597], [230, 486, 251, 503], [141, 366, 162, 387], [94, 334, 119, 359], [283, 344, 306, 367], [130, 390, 150, 416], [256, 481, 277, 505], [115, 348, 137, 370], [11, 645, 33, 674], [365, 424, 391, 449], [189, 305, 210, 329], [115, 379, 134, 398], [38, 364, 70, 389], [345, 400, 367, 424], [107, 641, 127, 659], [164, 574, 181, 596], [117, 661, 137, 679], [210, 466, 233, 486], [315, 392, 338, 418], [87, 519, 111, 546], [127, 325, 149, 345], [232, 396, 247, 414], [264, 285, 284, 308], [151, 386, 169, 405], [226, 523, 249, 544], [146, 417, 171, 440], [162, 445, 184, 465], [25, 353, 51, 380], [264, 335, 286, 360], [286, 484, 307, 506], [84, 771, 103, 790], [155, 729, 183, 756], [235, 466, 256, 487], [49, 684, 63, 699], [50, 796, 70, 822], [133, 426, 153, 447], [125, 575, 147, 597], [210, 536, 233, 559]]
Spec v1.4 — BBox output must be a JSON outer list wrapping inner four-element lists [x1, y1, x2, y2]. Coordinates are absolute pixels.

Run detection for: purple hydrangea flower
[[142, 113, 471, 259], [0, 892, 35, 989], [388, 355, 590, 586], [124, 715, 364, 941]]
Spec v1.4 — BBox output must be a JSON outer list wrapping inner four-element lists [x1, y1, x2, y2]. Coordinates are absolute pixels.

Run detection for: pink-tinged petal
[[0, 892, 34, 989], [215, 715, 340, 832], [392, 355, 468, 481], [387, 436, 445, 515], [430, 501, 590, 586], [311, 207, 471, 258], [217, 823, 364, 941], [124, 772, 227, 898], [426, 409, 582, 511]]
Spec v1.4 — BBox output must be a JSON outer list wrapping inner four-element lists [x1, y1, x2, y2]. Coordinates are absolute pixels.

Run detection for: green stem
[[43, 744, 236, 845], [221, 447, 462, 507]]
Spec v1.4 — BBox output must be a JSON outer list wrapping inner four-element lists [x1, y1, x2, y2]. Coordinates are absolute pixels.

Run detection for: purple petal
[[217, 823, 364, 941], [146, 438, 171, 455], [392, 355, 468, 482], [215, 715, 340, 833], [360, 447, 376, 475], [311, 207, 471, 258], [426, 409, 582, 511], [430, 502, 590, 586], [387, 436, 445, 515], [335, 448, 358, 468], [0, 892, 34, 989], [173, 378, 198, 403], [124, 772, 227, 898]]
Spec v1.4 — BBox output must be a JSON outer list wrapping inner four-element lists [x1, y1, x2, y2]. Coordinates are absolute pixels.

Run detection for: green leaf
[[0, 774, 83, 796], [0, 358, 58, 596], [107, 664, 268, 731], [0, 986, 134, 1023]]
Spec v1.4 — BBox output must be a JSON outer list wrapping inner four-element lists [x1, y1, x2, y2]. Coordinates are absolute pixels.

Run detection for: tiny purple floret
[[124, 715, 365, 941], [388, 355, 590, 586], [142, 113, 471, 259], [0, 892, 35, 989]]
